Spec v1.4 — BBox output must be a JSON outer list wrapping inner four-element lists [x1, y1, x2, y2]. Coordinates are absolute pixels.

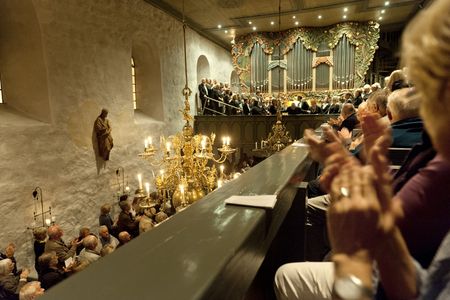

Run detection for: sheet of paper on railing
[[292, 141, 309, 147], [224, 195, 277, 209]]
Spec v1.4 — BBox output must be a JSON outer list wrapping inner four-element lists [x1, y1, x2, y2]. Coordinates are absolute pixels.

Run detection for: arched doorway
[[230, 70, 239, 93], [196, 55, 210, 84]]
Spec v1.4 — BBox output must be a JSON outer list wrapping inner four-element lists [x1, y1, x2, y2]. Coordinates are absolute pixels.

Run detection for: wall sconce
[[115, 167, 130, 200], [29, 187, 54, 229]]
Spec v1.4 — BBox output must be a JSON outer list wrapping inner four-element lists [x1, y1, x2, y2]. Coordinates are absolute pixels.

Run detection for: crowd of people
[[198, 77, 391, 117], [0, 193, 166, 299], [1, 0, 448, 298], [275, 0, 450, 299]]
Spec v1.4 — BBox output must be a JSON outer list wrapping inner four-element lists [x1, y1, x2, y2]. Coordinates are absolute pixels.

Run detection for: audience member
[[309, 99, 322, 114], [387, 88, 423, 147], [32, 228, 47, 275], [44, 225, 78, 267], [19, 281, 44, 300], [38, 252, 68, 290], [386, 69, 408, 93], [0, 259, 29, 300], [117, 232, 131, 247], [77, 236, 100, 266], [99, 203, 115, 235], [117, 201, 141, 238], [98, 226, 119, 249], [1, 243, 19, 276]]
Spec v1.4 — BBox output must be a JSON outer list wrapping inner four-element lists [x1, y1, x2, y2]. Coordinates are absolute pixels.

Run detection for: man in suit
[[198, 78, 209, 112], [309, 99, 322, 114], [242, 98, 251, 116], [328, 96, 341, 114], [298, 96, 310, 113], [338, 103, 359, 132]]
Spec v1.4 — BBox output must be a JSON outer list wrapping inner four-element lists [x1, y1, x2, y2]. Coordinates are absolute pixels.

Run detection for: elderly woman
[[0, 259, 29, 299], [325, 0, 450, 299]]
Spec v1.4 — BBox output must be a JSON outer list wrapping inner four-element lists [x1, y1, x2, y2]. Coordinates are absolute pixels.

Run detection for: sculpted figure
[[94, 109, 113, 161]]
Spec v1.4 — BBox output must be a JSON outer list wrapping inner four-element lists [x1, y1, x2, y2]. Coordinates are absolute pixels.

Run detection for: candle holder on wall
[[115, 167, 130, 200], [27, 187, 55, 230]]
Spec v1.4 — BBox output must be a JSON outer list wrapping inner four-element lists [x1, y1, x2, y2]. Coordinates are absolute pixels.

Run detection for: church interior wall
[[0, 0, 233, 272]]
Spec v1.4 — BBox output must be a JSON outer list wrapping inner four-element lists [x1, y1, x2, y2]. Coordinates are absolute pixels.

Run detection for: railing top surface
[[42, 142, 311, 300]]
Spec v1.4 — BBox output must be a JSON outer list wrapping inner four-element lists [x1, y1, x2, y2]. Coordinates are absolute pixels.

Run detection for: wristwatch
[[333, 274, 374, 300]]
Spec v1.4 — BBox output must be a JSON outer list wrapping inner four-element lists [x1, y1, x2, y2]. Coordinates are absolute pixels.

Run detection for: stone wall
[[0, 0, 233, 273]]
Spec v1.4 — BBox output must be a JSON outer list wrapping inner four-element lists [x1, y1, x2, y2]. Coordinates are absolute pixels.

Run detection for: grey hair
[[387, 88, 420, 120], [83, 235, 98, 250], [0, 258, 12, 276], [19, 281, 42, 300]]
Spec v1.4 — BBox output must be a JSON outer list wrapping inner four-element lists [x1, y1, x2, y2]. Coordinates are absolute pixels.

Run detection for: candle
[[145, 139, 148, 149], [255, 142, 258, 149], [160, 169, 164, 181], [137, 173, 143, 189], [179, 184, 185, 203], [261, 141, 263, 148], [201, 137, 206, 150], [125, 186, 130, 192], [145, 182, 150, 197], [222, 137, 226, 146], [166, 142, 171, 153], [220, 165, 224, 174], [51, 216, 56, 222], [226, 137, 230, 146], [217, 179, 223, 188], [45, 218, 51, 226], [148, 136, 152, 145]]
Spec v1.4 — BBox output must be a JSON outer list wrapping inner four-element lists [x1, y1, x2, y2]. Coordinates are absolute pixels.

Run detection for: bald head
[[387, 88, 420, 123], [47, 225, 63, 240], [118, 231, 131, 244]]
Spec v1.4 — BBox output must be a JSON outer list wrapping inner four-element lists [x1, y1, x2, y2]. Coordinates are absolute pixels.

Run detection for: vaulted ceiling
[[145, 0, 430, 49]]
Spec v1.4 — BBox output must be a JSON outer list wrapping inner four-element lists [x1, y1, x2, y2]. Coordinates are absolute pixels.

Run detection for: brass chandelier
[[138, 3, 235, 215]]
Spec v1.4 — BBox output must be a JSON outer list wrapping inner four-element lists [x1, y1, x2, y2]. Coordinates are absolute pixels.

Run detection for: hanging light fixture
[[252, 0, 293, 156], [138, 0, 236, 217]]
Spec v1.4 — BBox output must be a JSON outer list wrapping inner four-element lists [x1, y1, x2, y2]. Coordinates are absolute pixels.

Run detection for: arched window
[[0, 76, 3, 104], [131, 57, 137, 109]]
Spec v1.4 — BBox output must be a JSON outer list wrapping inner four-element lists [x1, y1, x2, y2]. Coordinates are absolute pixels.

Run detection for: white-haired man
[[98, 225, 119, 249]]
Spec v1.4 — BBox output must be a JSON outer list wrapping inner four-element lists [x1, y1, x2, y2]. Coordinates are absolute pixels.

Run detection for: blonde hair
[[386, 70, 407, 92], [401, 0, 450, 104]]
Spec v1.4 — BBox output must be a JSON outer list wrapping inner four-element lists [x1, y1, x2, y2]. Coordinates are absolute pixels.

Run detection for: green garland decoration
[[231, 21, 380, 91]]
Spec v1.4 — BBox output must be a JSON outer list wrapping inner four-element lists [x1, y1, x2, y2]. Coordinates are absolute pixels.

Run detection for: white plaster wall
[[0, 0, 232, 273]]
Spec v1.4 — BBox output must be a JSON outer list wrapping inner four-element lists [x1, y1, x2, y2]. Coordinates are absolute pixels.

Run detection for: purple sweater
[[397, 154, 450, 268]]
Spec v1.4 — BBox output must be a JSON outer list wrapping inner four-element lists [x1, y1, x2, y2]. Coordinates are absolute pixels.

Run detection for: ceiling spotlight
[[225, 30, 228, 34], [292, 16, 296, 19], [248, 21, 252, 25], [271, 21, 275, 25], [318, 15, 322, 19], [217, 24, 222, 29], [252, 26, 257, 31], [384, 1, 390, 6], [343, 7, 348, 12], [343, 15, 347, 19], [295, 21, 299, 25], [378, 16, 383, 20], [381, 9, 385, 14]]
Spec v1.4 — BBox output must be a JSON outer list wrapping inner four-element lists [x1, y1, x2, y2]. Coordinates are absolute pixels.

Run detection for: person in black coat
[[32, 228, 47, 275], [338, 103, 359, 132], [38, 252, 68, 290]]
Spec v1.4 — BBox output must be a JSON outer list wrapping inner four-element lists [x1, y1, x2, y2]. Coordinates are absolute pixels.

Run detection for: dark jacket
[[338, 113, 359, 132], [39, 267, 67, 290], [391, 117, 424, 148]]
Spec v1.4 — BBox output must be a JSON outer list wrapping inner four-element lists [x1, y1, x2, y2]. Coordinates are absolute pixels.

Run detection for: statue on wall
[[94, 109, 113, 161]]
